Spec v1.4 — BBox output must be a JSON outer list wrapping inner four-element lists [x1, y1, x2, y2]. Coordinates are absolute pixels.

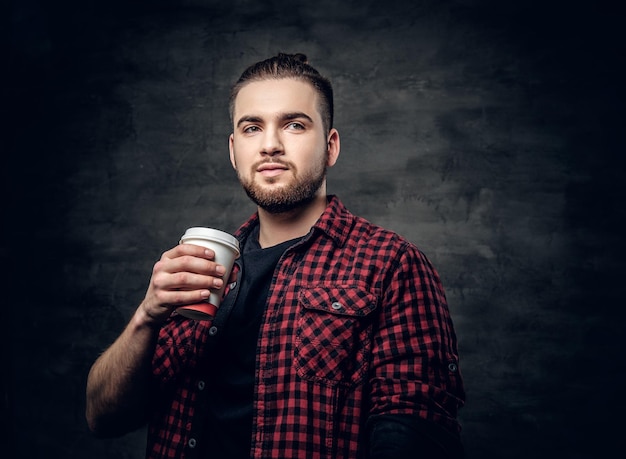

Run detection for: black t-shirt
[[203, 229, 301, 458]]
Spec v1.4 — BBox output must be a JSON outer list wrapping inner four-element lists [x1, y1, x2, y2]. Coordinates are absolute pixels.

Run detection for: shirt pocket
[[295, 286, 378, 387]]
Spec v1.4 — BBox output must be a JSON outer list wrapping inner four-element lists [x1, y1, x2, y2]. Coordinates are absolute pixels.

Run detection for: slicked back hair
[[229, 53, 334, 134]]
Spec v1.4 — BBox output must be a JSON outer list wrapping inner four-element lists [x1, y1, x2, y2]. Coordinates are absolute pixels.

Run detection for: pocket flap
[[299, 286, 377, 317]]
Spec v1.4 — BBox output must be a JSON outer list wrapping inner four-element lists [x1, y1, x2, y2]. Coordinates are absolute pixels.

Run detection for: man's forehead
[[234, 78, 319, 114]]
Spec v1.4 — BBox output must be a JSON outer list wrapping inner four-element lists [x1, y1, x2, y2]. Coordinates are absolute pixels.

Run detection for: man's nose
[[261, 129, 283, 156]]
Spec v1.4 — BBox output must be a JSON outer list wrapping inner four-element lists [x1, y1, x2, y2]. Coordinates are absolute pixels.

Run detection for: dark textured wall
[[4, 1, 625, 458]]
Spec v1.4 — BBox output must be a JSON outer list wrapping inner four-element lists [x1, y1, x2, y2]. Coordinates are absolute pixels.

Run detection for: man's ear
[[229, 133, 237, 170], [326, 128, 340, 167]]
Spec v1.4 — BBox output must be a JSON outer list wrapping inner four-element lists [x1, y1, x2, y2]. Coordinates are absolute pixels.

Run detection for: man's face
[[229, 78, 339, 214]]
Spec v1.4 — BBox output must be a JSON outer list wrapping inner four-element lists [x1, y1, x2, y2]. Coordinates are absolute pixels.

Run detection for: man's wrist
[[133, 302, 168, 331]]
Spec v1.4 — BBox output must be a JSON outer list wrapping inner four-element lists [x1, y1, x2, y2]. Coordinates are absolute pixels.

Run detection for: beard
[[238, 157, 328, 214]]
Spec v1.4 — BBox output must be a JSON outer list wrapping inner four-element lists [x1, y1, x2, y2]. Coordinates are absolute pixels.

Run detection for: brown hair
[[229, 53, 334, 134]]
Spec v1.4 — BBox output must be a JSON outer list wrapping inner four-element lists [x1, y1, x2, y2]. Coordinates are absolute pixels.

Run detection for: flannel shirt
[[146, 195, 465, 458]]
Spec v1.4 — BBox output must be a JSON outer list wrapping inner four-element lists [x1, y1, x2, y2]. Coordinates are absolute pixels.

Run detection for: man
[[86, 53, 465, 458]]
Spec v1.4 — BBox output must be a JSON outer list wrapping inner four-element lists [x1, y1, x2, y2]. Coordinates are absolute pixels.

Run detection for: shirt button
[[448, 362, 458, 372], [188, 438, 197, 448], [209, 326, 218, 336], [198, 380, 205, 390], [229, 281, 237, 289], [331, 301, 343, 310]]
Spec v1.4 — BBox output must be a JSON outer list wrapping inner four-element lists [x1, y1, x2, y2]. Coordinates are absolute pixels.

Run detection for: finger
[[151, 268, 223, 293], [153, 287, 212, 308], [156, 254, 226, 278], [169, 271, 224, 291], [162, 243, 216, 261]]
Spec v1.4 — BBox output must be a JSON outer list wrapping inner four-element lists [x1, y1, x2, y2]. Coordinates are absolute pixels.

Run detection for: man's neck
[[256, 194, 328, 248]]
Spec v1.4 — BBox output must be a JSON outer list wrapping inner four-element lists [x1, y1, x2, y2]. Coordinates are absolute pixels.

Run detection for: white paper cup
[[177, 227, 240, 320]]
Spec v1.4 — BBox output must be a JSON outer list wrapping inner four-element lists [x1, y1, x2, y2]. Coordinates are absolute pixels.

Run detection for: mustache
[[252, 159, 294, 170]]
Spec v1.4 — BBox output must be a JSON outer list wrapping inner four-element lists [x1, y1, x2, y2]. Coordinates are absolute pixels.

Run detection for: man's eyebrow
[[236, 115, 262, 128], [282, 112, 314, 123], [236, 112, 314, 128]]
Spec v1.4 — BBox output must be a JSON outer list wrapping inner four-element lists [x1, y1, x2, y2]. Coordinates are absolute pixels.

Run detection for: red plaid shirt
[[146, 196, 464, 458]]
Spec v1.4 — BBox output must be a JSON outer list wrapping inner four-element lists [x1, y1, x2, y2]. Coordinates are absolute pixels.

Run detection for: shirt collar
[[234, 195, 354, 249], [310, 195, 353, 248]]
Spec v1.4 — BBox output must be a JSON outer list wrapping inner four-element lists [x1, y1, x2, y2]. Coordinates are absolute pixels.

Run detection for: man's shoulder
[[351, 214, 416, 252], [327, 196, 419, 251]]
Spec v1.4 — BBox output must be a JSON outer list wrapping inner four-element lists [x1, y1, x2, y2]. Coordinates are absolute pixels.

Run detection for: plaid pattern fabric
[[146, 196, 464, 458]]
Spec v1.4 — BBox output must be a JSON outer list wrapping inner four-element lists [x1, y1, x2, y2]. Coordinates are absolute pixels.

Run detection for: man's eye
[[286, 122, 304, 130], [243, 126, 260, 133]]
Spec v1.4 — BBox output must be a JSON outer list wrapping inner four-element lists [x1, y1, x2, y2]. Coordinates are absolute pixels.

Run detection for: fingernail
[[216, 265, 226, 275], [213, 278, 223, 288]]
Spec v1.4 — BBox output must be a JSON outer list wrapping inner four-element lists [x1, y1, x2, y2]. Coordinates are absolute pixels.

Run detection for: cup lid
[[180, 227, 240, 255]]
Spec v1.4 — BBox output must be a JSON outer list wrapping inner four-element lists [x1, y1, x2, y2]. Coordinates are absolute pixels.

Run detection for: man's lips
[[256, 162, 289, 176]]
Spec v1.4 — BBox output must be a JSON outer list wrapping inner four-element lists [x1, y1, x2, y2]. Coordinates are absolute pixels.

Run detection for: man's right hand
[[138, 243, 227, 326]]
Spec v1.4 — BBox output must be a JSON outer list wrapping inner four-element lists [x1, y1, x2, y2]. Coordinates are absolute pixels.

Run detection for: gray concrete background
[[4, 0, 625, 457]]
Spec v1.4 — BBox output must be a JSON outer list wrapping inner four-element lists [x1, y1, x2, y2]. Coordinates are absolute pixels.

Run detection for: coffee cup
[[176, 227, 240, 320]]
